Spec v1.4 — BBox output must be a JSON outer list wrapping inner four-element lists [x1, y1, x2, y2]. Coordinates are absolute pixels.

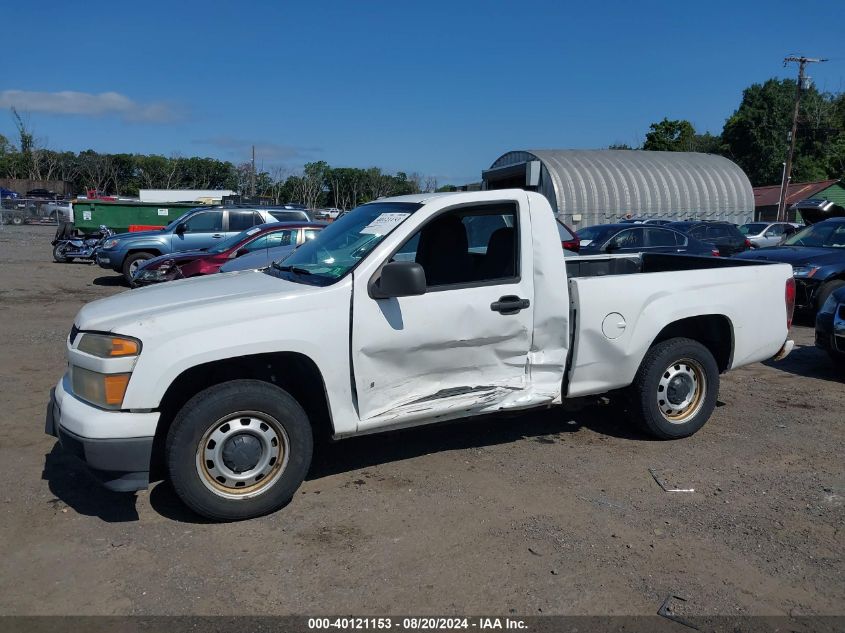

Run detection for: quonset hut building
[[482, 150, 754, 227]]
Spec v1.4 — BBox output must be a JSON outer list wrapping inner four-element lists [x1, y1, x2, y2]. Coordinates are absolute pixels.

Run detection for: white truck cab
[[47, 190, 795, 520]]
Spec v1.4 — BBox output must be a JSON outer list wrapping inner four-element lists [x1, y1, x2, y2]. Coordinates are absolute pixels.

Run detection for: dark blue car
[[815, 285, 845, 370], [577, 223, 718, 256], [736, 218, 845, 312]]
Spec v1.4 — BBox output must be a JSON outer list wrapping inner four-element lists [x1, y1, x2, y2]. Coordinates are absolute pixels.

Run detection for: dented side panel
[[348, 190, 572, 428]]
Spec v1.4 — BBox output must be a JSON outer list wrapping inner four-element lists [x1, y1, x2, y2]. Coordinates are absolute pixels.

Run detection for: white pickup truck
[[46, 190, 796, 520]]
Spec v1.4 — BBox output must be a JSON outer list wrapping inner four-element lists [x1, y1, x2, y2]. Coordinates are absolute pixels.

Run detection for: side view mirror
[[370, 261, 427, 299], [175, 223, 187, 234]]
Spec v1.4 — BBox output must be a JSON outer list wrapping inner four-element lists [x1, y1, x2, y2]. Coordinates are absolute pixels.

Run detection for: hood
[[75, 270, 320, 332], [110, 229, 168, 241], [735, 246, 845, 266], [138, 250, 212, 270]]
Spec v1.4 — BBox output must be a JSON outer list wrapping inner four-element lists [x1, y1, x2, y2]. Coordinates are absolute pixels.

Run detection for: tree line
[[0, 110, 449, 208], [612, 78, 845, 187]]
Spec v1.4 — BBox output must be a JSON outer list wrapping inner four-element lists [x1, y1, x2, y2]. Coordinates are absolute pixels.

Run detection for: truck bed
[[564, 252, 792, 398], [565, 252, 773, 279]]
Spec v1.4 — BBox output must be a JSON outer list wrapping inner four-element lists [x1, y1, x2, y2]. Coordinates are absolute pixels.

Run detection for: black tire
[[166, 379, 313, 521], [52, 243, 70, 263], [627, 337, 719, 439], [122, 251, 155, 284], [829, 352, 845, 373], [816, 280, 845, 312]]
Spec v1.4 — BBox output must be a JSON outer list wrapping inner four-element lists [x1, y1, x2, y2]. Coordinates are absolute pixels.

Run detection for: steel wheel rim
[[656, 357, 706, 424], [195, 411, 289, 499], [128, 259, 145, 275]]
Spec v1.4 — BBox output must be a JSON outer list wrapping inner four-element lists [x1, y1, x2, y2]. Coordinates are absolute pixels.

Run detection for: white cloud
[[0, 90, 179, 123]]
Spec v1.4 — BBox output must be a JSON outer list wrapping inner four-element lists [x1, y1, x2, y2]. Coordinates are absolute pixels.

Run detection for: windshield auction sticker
[[360, 212, 410, 235]]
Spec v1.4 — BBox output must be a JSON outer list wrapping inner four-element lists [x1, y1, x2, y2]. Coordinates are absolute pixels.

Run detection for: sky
[[2, 0, 844, 185]]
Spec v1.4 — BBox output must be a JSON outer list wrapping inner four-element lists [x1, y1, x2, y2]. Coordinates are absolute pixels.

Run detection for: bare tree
[[269, 166, 290, 203], [79, 152, 114, 193]]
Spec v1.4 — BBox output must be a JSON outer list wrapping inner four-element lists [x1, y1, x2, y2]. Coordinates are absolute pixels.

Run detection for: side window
[[303, 229, 320, 242], [266, 230, 296, 248], [395, 204, 518, 287], [229, 211, 259, 231], [243, 230, 296, 252], [645, 228, 677, 247], [688, 225, 707, 239], [184, 212, 223, 233], [767, 224, 784, 236], [707, 225, 731, 239], [607, 228, 643, 249]]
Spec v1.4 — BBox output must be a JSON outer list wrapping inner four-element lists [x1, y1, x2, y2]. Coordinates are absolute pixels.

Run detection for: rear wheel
[[10, 214, 24, 226], [122, 251, 155, 284], [627, 337, 719, 439], [166, 379, 313, 521]]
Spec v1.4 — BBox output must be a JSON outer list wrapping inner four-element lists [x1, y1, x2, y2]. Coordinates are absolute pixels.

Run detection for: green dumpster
[[72, 200, 201, 234]]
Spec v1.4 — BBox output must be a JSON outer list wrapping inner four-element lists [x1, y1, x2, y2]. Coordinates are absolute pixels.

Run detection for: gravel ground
[[0, 225, 842, 617]]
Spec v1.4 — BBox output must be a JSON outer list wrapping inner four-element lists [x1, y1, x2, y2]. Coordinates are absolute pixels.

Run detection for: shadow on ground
[[763, 343, 843, 383], [306, 401, 650, 480], [92, 275, 128, 287], [42, 443, 140, 522]]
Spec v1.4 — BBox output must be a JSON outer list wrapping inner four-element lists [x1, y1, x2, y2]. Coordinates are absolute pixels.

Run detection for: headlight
[[77, 333, 141, 357], [71, 366, 131, 410], [135, 261, 180, 281], [102, 238, 120, 250], [792, 265, 820, 278], [819, 293, 839, 315]]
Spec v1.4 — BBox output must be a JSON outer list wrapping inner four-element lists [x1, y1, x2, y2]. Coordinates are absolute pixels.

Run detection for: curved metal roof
[[488, 150, 754, 223]]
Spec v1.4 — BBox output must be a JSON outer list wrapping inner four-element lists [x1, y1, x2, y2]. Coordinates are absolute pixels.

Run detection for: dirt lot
[[0, 225, 842, 617]]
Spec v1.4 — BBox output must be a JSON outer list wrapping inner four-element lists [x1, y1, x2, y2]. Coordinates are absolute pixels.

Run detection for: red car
[[132, 222, 326, 286]]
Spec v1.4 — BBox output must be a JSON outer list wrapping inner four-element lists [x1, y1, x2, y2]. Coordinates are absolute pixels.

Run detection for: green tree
[[721, 78, 842, 185], [643, 118, 696, 151]]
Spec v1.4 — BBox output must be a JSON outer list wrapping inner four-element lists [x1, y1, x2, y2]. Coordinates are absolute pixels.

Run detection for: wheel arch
[[149, 351, 332, 481], [651, 314, 734, 373], [126, 246, 162, 257]]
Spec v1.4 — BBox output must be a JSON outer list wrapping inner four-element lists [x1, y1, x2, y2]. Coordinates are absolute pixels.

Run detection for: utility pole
[[250, 145, 256, 199], [776, 56, 827, 222]]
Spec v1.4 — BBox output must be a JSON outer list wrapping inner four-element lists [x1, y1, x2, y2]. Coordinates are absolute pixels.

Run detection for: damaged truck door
[[351, 197, 538, 425]]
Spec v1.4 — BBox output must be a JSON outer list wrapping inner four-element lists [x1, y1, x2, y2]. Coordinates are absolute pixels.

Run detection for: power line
[[776, 56, 828, 222]]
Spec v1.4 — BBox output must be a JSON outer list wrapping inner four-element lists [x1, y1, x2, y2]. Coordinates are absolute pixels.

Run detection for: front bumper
[[96, 251, 121, 271], [46, 383, 156, 492]]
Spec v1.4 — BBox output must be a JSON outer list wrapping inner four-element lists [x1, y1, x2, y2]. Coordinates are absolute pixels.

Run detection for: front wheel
[[52, 243, 70, 263], [122, 251, 155, 284], [627, 337, 719, 439], [166, 379, 313, 521]]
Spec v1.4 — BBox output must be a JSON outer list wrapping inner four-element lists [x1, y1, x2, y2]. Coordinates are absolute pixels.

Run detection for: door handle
[[211, 233, 224, 238], [490, 295, 530, 315]]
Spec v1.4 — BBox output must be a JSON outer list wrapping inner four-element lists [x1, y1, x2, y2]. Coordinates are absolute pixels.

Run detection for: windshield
[[267, 202, 421, 284], [208, 226, 264, 253], [739, 223, 768, 235], [578, 225, 615, 243], [783, 222, 845, 248]]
